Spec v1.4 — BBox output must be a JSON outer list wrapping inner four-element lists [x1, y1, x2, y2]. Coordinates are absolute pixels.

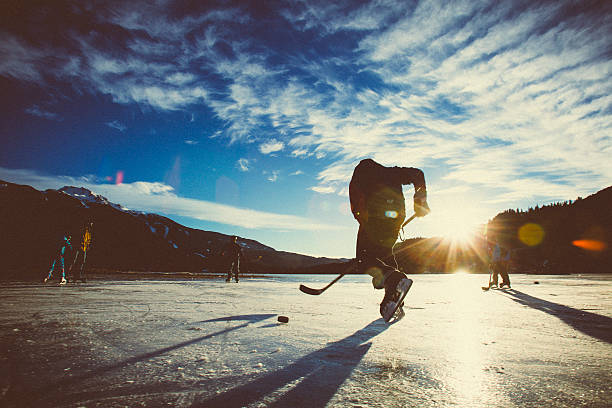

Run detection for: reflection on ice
[[445, 273, 491, 406]]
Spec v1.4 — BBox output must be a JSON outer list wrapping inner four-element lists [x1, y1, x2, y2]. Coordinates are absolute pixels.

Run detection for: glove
[[414, 188, 430, 217]]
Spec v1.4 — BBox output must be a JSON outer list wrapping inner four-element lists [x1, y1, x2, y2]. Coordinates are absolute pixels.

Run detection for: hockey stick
[[68, 251, 79, 274], [299, 212, 418, 296], [299, 267, 354, 295], [481, 266, 493, 291], [401, 213, 417, 229]]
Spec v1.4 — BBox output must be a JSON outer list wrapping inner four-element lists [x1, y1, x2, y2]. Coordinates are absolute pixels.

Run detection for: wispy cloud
[[0, 167, 342, 232], [105, 120, 127, 132], [2, 0, 610, 215], [259, 139, 285, 155], [0, 35, 46, 82], [273, 0, 611, 208], [310, 185, 336, 194], [25, 105, 61, 121], [264, 170, 280, 182], [237, 158, 251, 172]]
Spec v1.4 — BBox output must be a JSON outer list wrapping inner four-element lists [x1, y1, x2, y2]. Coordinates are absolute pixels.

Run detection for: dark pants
[[226, 256, 240, 282], [492, 262, 510, 286], [47, 254, 66, 278], [356, 218, 402, 289], [70, 250, 88, 281]]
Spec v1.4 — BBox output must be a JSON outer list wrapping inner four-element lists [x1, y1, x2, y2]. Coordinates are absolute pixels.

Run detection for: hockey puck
[[277, 316, 289, 323]]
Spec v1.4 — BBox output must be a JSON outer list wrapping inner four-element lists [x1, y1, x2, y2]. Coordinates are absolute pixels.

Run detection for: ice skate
[[380, 271, 413, 322]]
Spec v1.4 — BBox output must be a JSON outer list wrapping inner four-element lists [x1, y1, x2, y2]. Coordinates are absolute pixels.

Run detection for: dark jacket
[[349, 159, 426, 224], [223, 240, 242, 259]]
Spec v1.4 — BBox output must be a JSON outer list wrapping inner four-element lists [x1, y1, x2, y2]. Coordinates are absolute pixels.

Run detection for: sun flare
[[420, 194, 487, 245], [443, 219, 478, 243]]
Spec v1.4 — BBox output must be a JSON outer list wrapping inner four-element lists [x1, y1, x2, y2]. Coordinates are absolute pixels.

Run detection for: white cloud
[[280, 0, 403, 34], [264, 170, 280, 182], [166, 72, 196, 85], [267, 0, 612, 214], [359, 0, 483, 61], [25, 105, 61, 121], [237, 158, 251, 172], [291, 148, 309, 157], [3, 0, 610, 218], [259, 139, 285, 155], [117, 85, 208, 111], [105, 120, 127, 132], [310, 185, 336, 194], [0, 35, 46, 82]]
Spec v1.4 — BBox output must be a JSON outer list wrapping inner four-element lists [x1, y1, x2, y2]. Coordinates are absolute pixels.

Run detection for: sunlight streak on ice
[[444, 273, 490, 406]]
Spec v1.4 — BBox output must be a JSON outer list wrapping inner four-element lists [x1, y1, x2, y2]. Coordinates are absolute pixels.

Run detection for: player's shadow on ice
[[197, 314, 277, 323], [194, 318, 390, 408], [503, 290, 612, 344], [15, 314, 278, 407]]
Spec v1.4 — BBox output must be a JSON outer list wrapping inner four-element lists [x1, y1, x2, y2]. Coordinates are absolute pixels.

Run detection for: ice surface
[[0, 274, 610, 407]]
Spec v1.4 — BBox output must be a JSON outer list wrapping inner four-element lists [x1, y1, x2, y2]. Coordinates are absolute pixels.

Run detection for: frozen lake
[[1, 273, 611, 407]]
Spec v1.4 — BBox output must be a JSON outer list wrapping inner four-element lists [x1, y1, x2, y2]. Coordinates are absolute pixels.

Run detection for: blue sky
[[1, 0, 611, 258]]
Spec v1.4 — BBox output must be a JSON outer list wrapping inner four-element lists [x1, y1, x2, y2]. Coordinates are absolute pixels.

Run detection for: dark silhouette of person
[[349, 158, 430, 319], [69, 221, 93, 283], [490, 240, 511, 288], [44, 234, 73, 285], [499, 245, 512, 288], [223, 236, 242, 282]]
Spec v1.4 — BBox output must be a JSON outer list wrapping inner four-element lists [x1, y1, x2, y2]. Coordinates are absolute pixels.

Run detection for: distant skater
[[500, 247, 512, 288], [489, 240, 511, 288], [69, 221, 93, 283], [223, 236, 242, 282], [349, 158, 430, 321], [44, 234, 73, 285]]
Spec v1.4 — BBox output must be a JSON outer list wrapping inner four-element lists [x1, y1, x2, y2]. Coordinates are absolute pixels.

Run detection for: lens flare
[[518, 223, 544, 246], [115, 170, 124, 185], [385, 210, 398, 219], [572, 240, 607, 251]]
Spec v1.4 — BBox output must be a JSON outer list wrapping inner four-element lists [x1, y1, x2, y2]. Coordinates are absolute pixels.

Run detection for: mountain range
[[0, 180, 346, 280], [1, 180, 610, 280]]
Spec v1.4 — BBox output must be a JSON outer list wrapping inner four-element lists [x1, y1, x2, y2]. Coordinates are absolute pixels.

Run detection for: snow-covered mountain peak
[[58, 186, 129, 211], [59, 186, 109, 204]]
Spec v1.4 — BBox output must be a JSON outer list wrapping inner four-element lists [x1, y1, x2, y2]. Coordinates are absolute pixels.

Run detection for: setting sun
[[417, 194, 487, 245], [439, 213, 481, 244]]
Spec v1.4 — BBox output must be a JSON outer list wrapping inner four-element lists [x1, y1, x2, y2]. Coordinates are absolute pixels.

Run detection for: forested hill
[[483, 185, 612, 273], [305, 185, 612, 275]]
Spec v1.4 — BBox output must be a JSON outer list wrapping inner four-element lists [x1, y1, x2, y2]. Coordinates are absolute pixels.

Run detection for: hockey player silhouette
[[349, 158, 430, 321]]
